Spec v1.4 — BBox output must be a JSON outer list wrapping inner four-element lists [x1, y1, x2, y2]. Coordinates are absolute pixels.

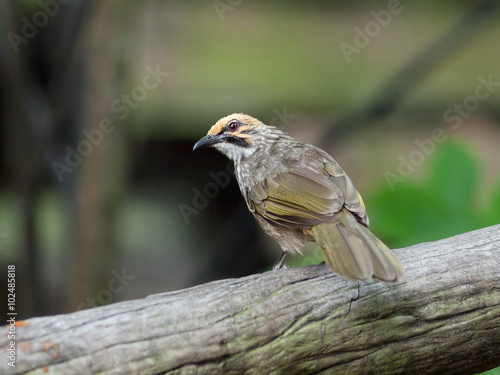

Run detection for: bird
[[193, 113, 404, 282]]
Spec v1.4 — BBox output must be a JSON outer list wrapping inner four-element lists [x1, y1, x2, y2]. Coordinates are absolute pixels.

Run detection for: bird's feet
[[272, 263, 289, 270], [272, 252, 288, 270]]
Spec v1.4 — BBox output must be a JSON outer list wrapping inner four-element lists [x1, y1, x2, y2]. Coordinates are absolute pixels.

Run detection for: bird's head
[[193, 113, 278, 163]]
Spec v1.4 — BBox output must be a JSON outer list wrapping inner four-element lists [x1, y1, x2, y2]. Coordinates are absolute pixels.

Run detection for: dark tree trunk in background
[[0, 0, 127, 316], [66, 0, 127, 312], [323, 0, 500, 146], [0, 1, 56, 316]]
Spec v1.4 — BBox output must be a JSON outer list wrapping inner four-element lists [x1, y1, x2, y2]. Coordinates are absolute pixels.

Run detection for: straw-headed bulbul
[[193, 113, 404, 282]]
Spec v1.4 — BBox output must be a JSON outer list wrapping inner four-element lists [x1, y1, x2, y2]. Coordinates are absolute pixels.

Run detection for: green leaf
[[427, 142, 478, 217], [485, 180, 500, 226], [369, 183, 446, 248], [368, 141, 485, 249]]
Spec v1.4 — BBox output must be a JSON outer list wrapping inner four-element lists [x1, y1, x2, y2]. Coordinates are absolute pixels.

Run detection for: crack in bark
[[2, 225, 500, 375]]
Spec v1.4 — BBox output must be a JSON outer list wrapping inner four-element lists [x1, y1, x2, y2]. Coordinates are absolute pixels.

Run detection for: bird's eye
[[228, 121, 238, 132]]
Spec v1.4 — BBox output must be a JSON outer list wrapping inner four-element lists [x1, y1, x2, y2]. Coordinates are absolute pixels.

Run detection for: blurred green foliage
[[369, 141, 500, 249], [482, 366, 500, 375], [129, 2, 500, 137]]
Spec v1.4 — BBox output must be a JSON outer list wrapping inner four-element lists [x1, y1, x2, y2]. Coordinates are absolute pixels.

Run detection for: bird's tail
[[312, 210, 405, 282]]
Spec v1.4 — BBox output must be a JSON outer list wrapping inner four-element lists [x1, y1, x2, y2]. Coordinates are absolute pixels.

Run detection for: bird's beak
[[193, 134, 224, 150]]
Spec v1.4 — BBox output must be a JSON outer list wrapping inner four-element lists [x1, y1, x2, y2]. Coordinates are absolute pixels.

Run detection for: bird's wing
[[246, 166, 346, 229], [323, 159, 368, 226]]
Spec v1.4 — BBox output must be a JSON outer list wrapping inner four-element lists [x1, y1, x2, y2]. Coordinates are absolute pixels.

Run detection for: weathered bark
[[2, 225, 500, 375]]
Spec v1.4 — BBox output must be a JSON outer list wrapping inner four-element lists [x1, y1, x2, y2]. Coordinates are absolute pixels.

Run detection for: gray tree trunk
[[2, 225, 500, 375]]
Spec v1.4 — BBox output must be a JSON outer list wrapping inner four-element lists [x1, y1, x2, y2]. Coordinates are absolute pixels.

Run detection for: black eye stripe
[[225, 135, 249, 148]]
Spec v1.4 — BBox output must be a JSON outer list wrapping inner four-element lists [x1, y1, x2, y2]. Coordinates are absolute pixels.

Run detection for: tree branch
[[322, 0, 500, 145], [2, 225, 500, 374]]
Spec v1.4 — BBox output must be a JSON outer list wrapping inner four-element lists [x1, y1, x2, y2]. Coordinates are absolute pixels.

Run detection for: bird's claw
[[273, 263, 289, 270]]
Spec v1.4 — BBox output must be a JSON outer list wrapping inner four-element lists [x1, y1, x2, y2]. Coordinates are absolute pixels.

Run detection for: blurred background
[[0, 1, 499, 354]]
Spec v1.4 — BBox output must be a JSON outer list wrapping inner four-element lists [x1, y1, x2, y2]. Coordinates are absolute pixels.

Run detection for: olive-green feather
[[267, 170, 344, 215], [246, 163, 404, 282], [313, 210, 404, 282], [325, 160, 368, 225], [246, 166, 345, 228]]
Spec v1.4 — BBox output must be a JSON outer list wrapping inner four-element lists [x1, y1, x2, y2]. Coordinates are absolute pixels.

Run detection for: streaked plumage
[[194, 113, 404, 282]]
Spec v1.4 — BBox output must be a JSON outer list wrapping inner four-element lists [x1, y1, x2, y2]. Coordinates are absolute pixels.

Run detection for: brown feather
[[198, 113, 405, 282]]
